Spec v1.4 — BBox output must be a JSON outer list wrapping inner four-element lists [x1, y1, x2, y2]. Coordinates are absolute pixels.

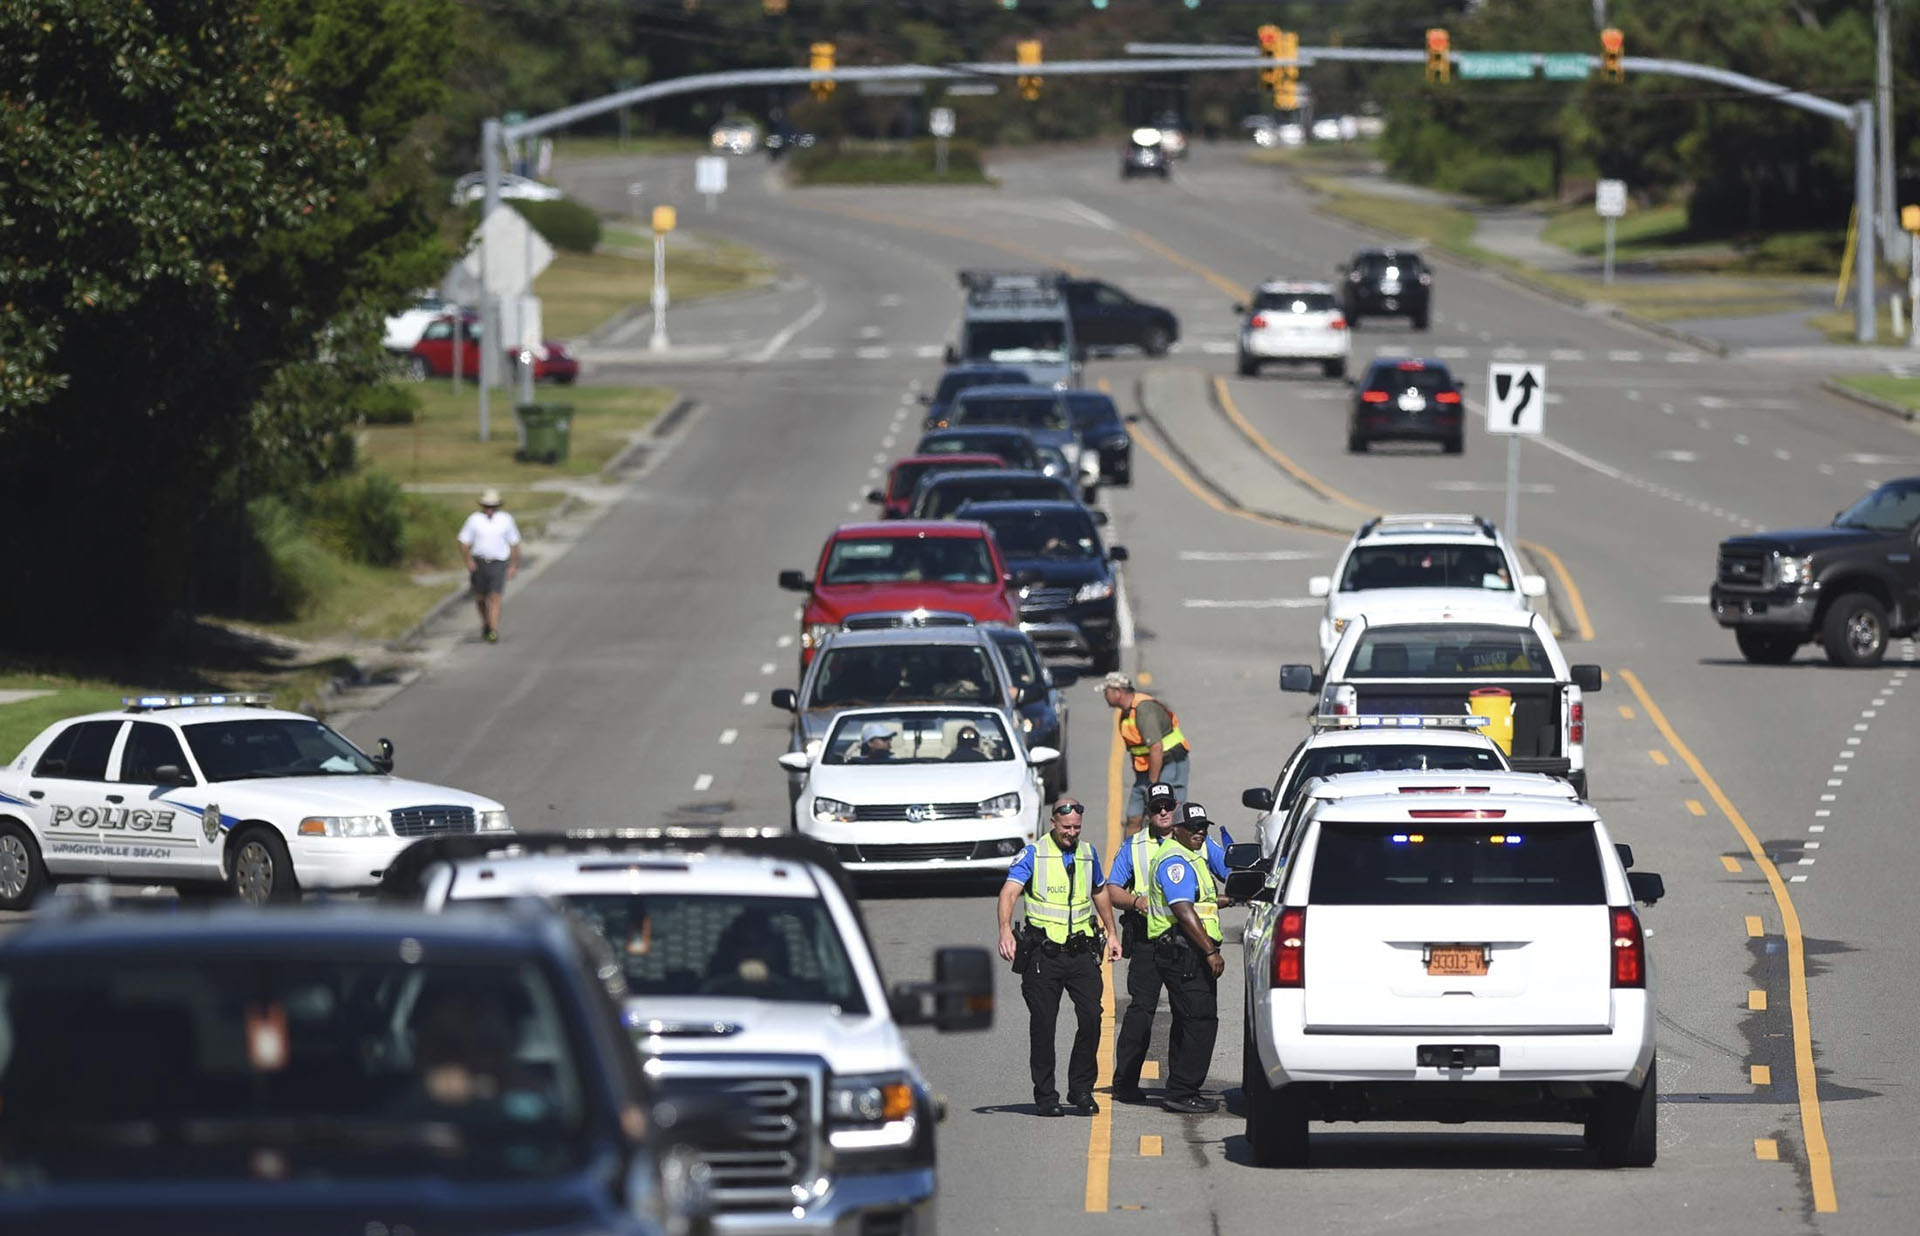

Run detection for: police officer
[[1106, 785, 1234, 1103], [1100, 672, 1190, 836], [997, 797, 1123, 1118], [1148, 801, 1224, 1114]]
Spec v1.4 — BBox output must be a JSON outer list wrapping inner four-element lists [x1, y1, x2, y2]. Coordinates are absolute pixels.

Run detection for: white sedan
[[778, 706, 1056, 876]]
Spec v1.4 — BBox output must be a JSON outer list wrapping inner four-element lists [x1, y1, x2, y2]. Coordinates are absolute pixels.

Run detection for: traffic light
[[1426, 28, 1450, 85], [1277, 30, 1299, 110], [1016, 38, 1042, 102], [762, 0, 786, 14], [809, 42, 835, 102], [1600, 27, 1624, 83], [1257, 24, 1285, 104]]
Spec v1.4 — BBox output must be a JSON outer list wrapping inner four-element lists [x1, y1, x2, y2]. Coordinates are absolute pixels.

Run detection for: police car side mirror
[[1224, 841, 1263, 871], [153, 764, 195, 787], [1521, 574, 1548, 598], [1279, 664, 1317, 693], [891, 946, 994, 1032], [1628, 871, 1665, 907], [1223, 871, 1267, 902], [1027, 746, 1061, 765], [1242, 786, 1275, 812], [1572, 664, 1604, 692], [373, 738, 395, 774]]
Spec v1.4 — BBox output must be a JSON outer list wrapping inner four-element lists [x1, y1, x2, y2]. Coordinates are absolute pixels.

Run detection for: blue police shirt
[[1154, 843, 1211, 906], [1106, 833, 1229, 889], [1007, 841, 1106, 889]]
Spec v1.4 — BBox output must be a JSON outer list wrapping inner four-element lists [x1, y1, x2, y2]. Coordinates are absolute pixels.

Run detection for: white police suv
[[0, 695, 509, 909]]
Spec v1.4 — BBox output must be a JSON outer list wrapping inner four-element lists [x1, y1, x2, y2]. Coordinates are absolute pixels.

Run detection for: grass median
[[1830, 373, 1920, 411], [545, 230, 775, 339]]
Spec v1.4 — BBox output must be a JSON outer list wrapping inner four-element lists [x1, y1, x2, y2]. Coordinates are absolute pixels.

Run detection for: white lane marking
[[1791, 874, 1809, 882], [1775, 449, 1792, 460], [1431, 480, 1556, 493], [761, 662, 777, 676], [1116, 566, 1136, 651], [1545, 392, 1566, 404], [1667, 351, 1702, 363], [1434, 346, 1471, 359], [751, 285, 830, 364], [742, 691, 760, 706], [1550, 348, 1586, 361], [874, 452, 888, 464], [880, 294, 903, 308], [1697, 395, 1729, 408], [858, 325, 882, 339], [1060, 198, 1121, 230], [882, 434, 896, 448], [1832, 764, 1848, 772], [1825, 779, 1844, 787], [867, 467, 881, 479], [1200, 341, 1236, 354], [1818, 463, 1836, 475], [1659, 403, 1676, 415], [1179, 550, 1323, 561], [693, 773, 714, 792], [855, 345, 892, 359], [1805, 841, 1821, 849], [846, 501, 859, 512], [719, 729, 738, 745], [1733, 434, 1751, 446], [1477, 330, 1493, 342], [776, 634, 794, 648], [1608, 349, 1643, 362], [1814, 811, 1831, 818], [1696, 417, 1712, 429], [1798, 857, 1816, 866], [915, 344, 945, 358], [1626, 390, 1642, 402], [1661, 595, 1711, 604], [1820, 793, 1837, 801], [797, 345, 837, 360], [1491, 345, 1527, 360], [1864, 709, 1878, 718], [1854, 723, 1870, 731], [1183, 597, 1320, 609]]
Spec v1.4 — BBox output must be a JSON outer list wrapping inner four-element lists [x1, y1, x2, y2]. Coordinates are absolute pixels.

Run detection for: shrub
[[310, 471, 408, 568], [789, 139, 989, 185], [459, 196, 602, 253], [247, 497, 347, 619], [356, 381, 418, 426], [400, 494, 466, 570], [1444, 155, 1549, 205]]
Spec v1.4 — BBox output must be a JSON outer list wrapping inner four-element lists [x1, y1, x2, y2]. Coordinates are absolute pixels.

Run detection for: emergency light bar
[[123, 693, 275, 711], [1310, 714, 1490, 730]]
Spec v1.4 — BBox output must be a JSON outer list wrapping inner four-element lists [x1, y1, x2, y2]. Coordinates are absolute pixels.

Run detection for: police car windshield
[[825, 709, 1013, 765], [1340, 544, 1513, 592], [554, 893, 867, 1012], [0, 957, 591, 1180], [183, 718, 380, 780]]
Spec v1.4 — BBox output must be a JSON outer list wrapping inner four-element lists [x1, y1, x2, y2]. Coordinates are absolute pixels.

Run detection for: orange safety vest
[[1118, 692, 1189, 774]]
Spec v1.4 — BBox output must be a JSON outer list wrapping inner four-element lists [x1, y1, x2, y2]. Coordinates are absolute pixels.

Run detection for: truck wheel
[[1820, 594, 1889, 667], [1237, 353, 1260, 377], [1592, 1059, 1658, 1167], [1735, 630, 1800, 665], [1245, 1053, 1310, 1167], [228, 826, 298, 905], [0, 820, 48, 912], [1141, 326, 1172, 357]]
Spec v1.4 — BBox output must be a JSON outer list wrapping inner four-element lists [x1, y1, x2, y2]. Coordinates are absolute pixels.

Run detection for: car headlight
[[1776, 554, 1814, 586], [980, 792, 1021, 818], [297, 814, 388, 838], [812, 797, 856, 823], [801, 622, 834, 649], [1075, 579, 1115, 603], [828, 1072, 916, 1133], [477, 809, 511, 833]]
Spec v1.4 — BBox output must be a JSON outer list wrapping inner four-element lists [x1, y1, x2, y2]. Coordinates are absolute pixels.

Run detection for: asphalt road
[[342, 143, 1920, 1234]]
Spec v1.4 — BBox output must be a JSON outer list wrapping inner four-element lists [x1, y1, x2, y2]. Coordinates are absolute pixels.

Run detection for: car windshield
[[965, 321, 1068, 363], [1308, 821, 1604, 906], [1349, 625, 1555, 677], [952, 395, 1068, 431], [1364, 365, 1453, 396], [972, 507, 1100, 559], [183, 719, 379, 780], [824, 709, 1015, 766], [1254, 291, 1338, 313], [919, 475, 1070, 519], [1282, 745, 1507, 808], [1834, 479, 1920, 531], [917, 434, 1037, 469], [821, 535, 995, 585], [809, 645, 1002, 708], [987, 632, 1044, 690], [1065, 393, 1122, 431], [0, 956, 590, 1182], [934, 369, 1025, 404], [1340, 544, 1513, 592]]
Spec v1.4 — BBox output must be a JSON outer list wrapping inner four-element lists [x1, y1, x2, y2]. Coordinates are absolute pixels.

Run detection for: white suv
[[1309, 514, 1546, 664], [1231, 790, 1666, 1167], [1236, 281, 1351, 379]]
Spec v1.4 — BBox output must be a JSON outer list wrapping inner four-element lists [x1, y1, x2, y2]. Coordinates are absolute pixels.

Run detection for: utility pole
[[1877, 0, 1899, 270], [479, 117, 501, 444]]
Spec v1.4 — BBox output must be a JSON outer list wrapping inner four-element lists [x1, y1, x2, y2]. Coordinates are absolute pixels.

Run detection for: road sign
[[1455, 53, 1535, 80], [652, 205, 677, 233], [1486, 363, 1546, 436], [945, 82, 999, 97], [929, 107, 956, 138], [695, 156, 728, 196], [1595, 179, 1627, 218], [460, 205, 554, 298], [1540, 54, 1591, 81]]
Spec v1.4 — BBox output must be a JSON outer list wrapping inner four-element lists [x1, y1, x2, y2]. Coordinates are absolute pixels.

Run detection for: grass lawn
[[1301, 175, 1479, 252], [1540, 203, 1693, 258], [1808, 305, 1906, 345], [0, 677, 151, 763], [537, 232, 775, 338], [1832, 373, 1920, 410], [366, 384, 674, 486]]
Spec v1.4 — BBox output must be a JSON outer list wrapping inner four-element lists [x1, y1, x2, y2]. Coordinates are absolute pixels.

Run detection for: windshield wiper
[[214, 769, 367, 781]]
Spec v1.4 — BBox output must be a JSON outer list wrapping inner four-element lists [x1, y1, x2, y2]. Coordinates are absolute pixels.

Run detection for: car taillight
[[1331, 685, 1356, 716], [1250, 314, 1268, 328], [1329, 315, 1346, 330], [1273, 907, 1306, 987], [1360, 390, 1390, 403], [1611, 907, 1646, 987], [1569, 700, 1585, 745], [1434, 391, 1461, 404]]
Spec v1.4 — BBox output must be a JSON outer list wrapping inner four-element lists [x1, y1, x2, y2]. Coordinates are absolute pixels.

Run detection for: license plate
[[1398, 394, 1427, 412], [1379, 281, 1401, 294], [1426, 945, 1488, 976]]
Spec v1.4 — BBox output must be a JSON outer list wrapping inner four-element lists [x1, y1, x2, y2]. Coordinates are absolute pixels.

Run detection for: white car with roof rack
[[1228, 786, 1667, 1168], [0, 694, 508, 909], [1310, 513, 1546, 664], [1235, 280, 1351, 379]]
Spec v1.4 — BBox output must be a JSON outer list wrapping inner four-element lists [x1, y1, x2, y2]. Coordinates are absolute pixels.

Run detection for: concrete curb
[[1819, 377, 1920, 423]]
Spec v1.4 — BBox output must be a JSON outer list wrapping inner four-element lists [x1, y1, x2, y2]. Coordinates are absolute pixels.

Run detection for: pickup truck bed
[[1353, 683, 1568, 776]]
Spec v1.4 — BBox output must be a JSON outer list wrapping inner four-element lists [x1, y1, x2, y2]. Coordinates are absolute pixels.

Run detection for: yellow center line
[[1749, 989, 1769, 1011], [1084, 727, 1124, 1213], [1211, 376, 1377, 515], [1649, 750, 1670, 766], [1621, 669, 1838, 1213], [1721, 855, 1743, 872], [1515, 539, 1597, 643], [1756, 1138, 1781, 1161], [1746, 915, 1766, 938], [1122, 226, 1245, 299]]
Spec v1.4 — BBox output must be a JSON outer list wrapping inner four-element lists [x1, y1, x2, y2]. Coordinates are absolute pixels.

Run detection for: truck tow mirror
[[1571, 665, 1604, 692], [890, 947, 994, 1032], [1628, 871, 1666, 906]]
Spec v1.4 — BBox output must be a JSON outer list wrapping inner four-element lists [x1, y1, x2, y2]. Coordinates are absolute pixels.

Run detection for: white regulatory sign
[[929, 107, 956, 138], [1486, 362, 1546, 436], [1595, 179, 1627, 218], [694, 156, 728, 197]]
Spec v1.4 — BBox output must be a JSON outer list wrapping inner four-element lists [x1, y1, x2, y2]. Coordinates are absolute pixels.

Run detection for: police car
[[0, 695, 509, 909]]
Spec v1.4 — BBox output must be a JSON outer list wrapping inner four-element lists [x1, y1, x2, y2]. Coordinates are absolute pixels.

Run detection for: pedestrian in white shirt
[[457, 488, 521, 643]]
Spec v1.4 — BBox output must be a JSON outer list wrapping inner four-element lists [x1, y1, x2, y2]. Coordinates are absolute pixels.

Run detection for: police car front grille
[[1717, 549, 1773, 591], [654, 1074, 813, 1207], [389, 805, 477, 838], [849, 841, 978, 863], [854, 802, 979, 822]]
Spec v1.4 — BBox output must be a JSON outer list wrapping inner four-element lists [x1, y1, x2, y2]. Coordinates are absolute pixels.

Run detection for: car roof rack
[[1310, 714, 1491, 732], [122, 692, 275, 712], [958, 269, 1067, 309], [1362, 513, 1499, 540]]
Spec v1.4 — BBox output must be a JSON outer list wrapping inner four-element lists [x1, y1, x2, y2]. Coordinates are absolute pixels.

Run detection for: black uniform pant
[[1157, 940, 1219, 1102], [1111, 941, 1164, 1092], [1022, 945, 1103, 1105]]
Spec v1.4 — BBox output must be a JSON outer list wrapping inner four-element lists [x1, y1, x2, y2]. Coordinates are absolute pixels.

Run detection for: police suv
[[0, 695, 509, 909]]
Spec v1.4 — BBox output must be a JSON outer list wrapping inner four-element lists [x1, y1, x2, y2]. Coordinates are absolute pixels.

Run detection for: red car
[[866, 453, 1005, 520], [407, 312, 578, 384], [778, 521, 1026, 668]]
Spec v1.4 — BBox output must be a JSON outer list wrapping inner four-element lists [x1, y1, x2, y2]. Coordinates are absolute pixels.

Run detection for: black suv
[[1711, 475, 1920, 666], [1347, 357, 1465, 454], [0, 901, 670, 1236], [958, 499, 1128, 673], [1063, 278, 1180, 356], [1066, 388, 1132, 485], [1338, 248, 1432, 330]]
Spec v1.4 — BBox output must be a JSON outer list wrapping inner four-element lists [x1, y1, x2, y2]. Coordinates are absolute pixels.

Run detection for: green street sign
[[503, 110, 527, 126], [1455, 53, 1535, 81], [1540, 54, 1592, 81]]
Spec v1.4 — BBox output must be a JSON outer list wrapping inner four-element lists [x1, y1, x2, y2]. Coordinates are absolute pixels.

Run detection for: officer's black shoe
[[1069, 1094, 1100, 1116], [1161, 1095, 1218, 1114], [1110, 1086, 1147, 1105], [1034, 1099, 1065, 1118]]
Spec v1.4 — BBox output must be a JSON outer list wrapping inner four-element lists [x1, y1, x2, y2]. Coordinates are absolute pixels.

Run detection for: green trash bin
[[514, 402, 573, 464]]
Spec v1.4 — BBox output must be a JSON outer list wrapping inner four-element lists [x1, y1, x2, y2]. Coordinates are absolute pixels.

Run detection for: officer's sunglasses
[[1052, 803, 1085, 817], [1150, 802, 1177, 814]]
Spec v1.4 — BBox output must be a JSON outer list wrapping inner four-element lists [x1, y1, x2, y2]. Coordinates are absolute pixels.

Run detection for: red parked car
[[866, 453, 1005, 520], [778, 521, 1028, 668], [407, 312, 579, 384]]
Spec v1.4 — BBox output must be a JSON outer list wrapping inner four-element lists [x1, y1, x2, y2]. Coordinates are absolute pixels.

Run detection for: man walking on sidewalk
[[458, 488, 521, 643]]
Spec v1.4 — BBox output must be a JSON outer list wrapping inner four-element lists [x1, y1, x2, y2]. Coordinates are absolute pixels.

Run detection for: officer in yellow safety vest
[[1147, 801, 1225, 1114], [1101, 671, 1190, 836], [997, 797, 1123, 1118]]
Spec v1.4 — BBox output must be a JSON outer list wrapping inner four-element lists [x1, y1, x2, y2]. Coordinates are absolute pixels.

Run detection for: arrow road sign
[[1486, 362, 1546, 435]]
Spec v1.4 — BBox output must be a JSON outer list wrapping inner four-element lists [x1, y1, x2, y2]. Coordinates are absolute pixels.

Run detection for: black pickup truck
[[1711, 476, 1920, 666]]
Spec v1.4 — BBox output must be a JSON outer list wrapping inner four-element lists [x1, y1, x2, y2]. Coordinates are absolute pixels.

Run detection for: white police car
[[0, 695, 509, 909]]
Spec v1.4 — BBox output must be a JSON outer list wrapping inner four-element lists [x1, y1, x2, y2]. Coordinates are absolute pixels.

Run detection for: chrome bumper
[[709, 1168, 937, 1235], [1019, 620, 1090, 655]]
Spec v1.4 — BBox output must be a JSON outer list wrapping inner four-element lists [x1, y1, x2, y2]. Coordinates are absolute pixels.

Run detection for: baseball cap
[[1178, 802, 1211, 831], [1146, 782, 1177, 809], [478, 487, 503, 508], [859, 721, 895, 742], [1100, 671, 1134, 692]]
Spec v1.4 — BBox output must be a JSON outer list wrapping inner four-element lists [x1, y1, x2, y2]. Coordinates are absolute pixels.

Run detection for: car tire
[[1412, 312, 1431, 331], [0, 819, 49, 913], [1820, 593, 1889, 667], [1592, 1059, 1658, 1167], [1141, 326, 1172, 358], [1237, 353, 1260, 377], [227, 826, 298, 906], [1443, 434, 1464, 455], [406, 356, 431, 382], [1347, 430, 1369, 454], [1244, 1037, 1310, 1167], [1345, 312, 1362, 330], [1735, 629, 1800, 665], [1322, 359, 1346, 380]]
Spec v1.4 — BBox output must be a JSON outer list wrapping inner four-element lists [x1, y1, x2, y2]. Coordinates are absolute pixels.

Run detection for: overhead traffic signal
[[1599, 27, 1624, 83], [1016, 38, 1042, 102], [1426, 28, 1450, 85], [762, 0, 786, 14], [809, 42, 835, 102], [1257, 25, 1296, 109]]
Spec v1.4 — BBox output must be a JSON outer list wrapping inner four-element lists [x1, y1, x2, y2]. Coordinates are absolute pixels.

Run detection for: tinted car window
[[917, 432, 1041, 470], [118, 721, 192, 783], [183, 719, 379, 781], [1253, 291, 1338, 313], [965, 321, 1068, 362], [951, 395, 1068, 431], [810, 645, 1001, 708], [987, 630, 1044, 690], [933, 368, 1026, 404], [1340, 545, 1513, 592], [1363, 365, 1454, 396], [1356, 253, 1425, 277], [1835, 479, 1920, 531], [1349, 624, 1554, 677], [825, 709, 1014, 766], [918, 475, 1072, 519], [1281, 745, 1506, 808], [821, 535, 995, 585], [1065, 392, 1123, 432], [32, 720, 121, 780], [971, 507, 1100, 559], [1309, 820, 1605, 906]]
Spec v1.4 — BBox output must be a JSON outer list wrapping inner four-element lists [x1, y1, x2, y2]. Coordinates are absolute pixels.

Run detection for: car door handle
[[106, 794, 124, 804], [28, 790, 44, 800]]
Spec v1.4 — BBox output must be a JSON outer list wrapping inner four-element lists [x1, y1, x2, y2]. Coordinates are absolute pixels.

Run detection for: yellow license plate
[[1426, 946, 1488, 976]]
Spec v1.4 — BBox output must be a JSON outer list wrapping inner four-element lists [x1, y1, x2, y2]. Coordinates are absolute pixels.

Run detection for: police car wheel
[[229, 827, 298, 905], [0, 821, 48, 912]]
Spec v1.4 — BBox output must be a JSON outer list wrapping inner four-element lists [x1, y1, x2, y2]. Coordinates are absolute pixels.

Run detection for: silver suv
[[945, 270, 1082, 389]]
